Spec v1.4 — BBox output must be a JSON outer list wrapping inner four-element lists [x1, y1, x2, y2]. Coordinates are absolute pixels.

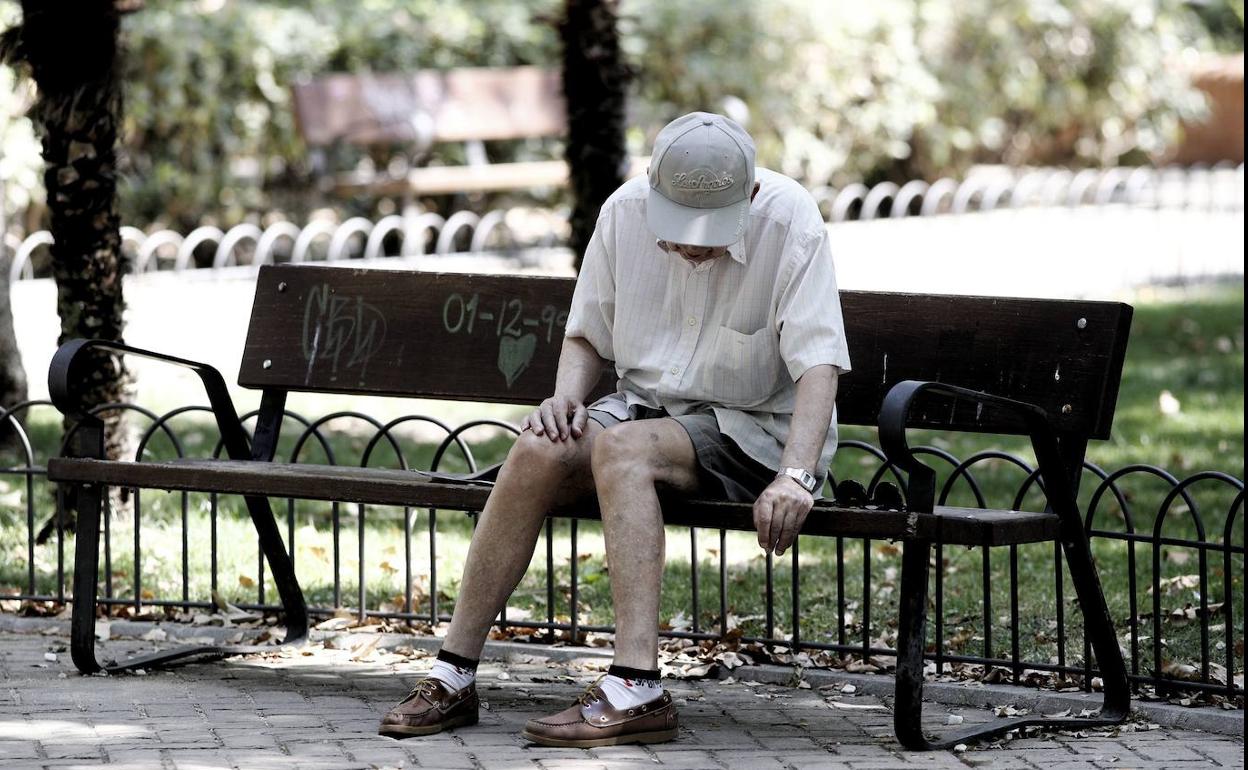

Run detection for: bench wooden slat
[[330, 157, 652, 197], [238, 265, 1133, 439], [292, 67, 565, 147], [337, 160, 571, 197], [47, 457, 1059, 547]]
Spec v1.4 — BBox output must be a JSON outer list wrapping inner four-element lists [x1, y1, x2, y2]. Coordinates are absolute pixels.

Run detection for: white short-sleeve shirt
[[564, 167, 852, 476]]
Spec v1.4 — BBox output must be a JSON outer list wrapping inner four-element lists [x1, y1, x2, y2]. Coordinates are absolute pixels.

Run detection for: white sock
[[427, 658, 476, 692], [599, 668, 664, 709]]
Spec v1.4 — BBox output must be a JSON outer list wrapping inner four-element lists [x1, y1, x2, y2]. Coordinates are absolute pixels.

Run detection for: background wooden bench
[[48, 263, 1134, 749], [291, 67, 645, 199]]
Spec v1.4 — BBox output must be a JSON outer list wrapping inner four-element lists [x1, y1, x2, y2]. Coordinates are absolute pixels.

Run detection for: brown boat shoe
[[521, 680, 678, 748], [378, 677, 479, 738]]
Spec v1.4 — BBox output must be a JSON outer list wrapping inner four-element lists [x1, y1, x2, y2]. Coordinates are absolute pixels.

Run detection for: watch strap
[[778, 466, 818, 493]]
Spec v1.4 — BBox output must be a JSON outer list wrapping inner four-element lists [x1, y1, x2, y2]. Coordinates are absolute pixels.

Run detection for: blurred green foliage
[[0, 0, 1233, 229], [116, 0, 561, 228], [627, 0, 1213, 184], [1188, 0, 1246, 50]]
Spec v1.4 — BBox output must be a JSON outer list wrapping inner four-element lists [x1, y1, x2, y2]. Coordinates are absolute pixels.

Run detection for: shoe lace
[[574, 676, 606, 707], [400, 677, 442, 704]]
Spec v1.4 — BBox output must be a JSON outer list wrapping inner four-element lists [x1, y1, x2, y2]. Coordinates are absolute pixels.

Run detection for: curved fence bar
[[327, 217, 375, 262], [469, 209, 514, 254], [1093, 168, 1130, 205], [919, 177, 959, 216], [860, 182, 898, 220], [254, 221, 302, 267], [119, 226, 146, 259], [0, 401, 1242, 700], [979, 177, 1014, 211], [364, 215, 405, 261], [400, 212, 446, 257], [830, 183, 869, 223], [212, 224, 264, 269], [435, 211, 481, 256], [133, 230, 184, 274], [9, 230, 51, 283], [290, 219, 336, 264], [809, 185, 837, 220], [951, 177, 988, 214], [174, 226, 225, 272], [891, 180, 928, 218], [1067, 168, 1103, 206]]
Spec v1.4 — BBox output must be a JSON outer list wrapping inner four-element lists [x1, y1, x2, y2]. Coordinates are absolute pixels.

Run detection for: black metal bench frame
[[51, 339, 309, 672], [48, 264, 1133, 749]]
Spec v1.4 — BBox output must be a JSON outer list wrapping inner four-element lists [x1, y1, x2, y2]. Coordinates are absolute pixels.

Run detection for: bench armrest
[[878, 380, 1076, 517], [48, 339, 254, 462]]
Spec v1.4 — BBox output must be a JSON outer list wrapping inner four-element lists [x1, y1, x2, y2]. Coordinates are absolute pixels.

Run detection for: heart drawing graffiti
[[498, 333, 538, 388]]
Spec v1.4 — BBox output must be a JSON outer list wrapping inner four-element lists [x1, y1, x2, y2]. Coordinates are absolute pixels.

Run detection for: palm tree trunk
[[559, 0, 632, 272], [2, 0, 131, 538]]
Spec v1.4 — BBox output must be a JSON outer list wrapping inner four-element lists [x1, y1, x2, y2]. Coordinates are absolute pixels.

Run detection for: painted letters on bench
[[301, 283, 388, 384], [442, 292, 568, 388]]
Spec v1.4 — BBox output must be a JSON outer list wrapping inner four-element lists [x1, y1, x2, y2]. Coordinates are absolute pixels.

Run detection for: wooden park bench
[[47, 263, 1133, 749], [291, 66, 645, 199]]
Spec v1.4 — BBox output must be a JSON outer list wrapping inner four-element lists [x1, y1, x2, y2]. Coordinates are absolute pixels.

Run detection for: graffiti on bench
[[442, 292, 568, 387], [301, 283, 388, 383]]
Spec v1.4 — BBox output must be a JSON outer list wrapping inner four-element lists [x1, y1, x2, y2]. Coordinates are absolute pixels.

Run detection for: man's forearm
[[554, 335, 609, 402], [779, 365, 838, 472]]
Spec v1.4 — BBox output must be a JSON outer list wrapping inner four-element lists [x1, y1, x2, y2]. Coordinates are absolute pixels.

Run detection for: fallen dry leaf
[[829, 701, 887, 711]]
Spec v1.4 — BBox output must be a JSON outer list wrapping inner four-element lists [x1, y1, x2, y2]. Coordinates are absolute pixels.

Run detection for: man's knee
[[591, 424, 655, 481], [506, 430, 588, 479]]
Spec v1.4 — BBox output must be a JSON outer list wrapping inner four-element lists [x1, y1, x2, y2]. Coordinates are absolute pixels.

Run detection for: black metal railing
[[1, 399, 1242, 700]]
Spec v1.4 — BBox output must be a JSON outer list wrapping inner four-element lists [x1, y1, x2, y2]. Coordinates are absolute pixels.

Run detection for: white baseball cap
[[647, 111, 756, 248]]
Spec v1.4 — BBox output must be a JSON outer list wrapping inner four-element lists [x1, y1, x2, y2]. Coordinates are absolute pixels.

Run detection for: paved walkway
[[0, 630, 1242, 770]]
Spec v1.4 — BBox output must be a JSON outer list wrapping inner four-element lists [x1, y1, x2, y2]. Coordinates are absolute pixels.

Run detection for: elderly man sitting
[[380, 111, 851, 748]]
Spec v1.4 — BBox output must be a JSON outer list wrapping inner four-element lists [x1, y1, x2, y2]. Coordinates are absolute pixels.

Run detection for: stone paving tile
[[959, 750, 1041, 768], [3, 630, 1243, 770], [710, 750, 793, 769], [1197, 744, 1248, 767], [1131, 742, 1222, 762]]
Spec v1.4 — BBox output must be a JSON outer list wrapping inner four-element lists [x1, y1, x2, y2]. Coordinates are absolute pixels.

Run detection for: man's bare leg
[[590, 418, 701, 670], [380, 422, 607, 738], [517, 418, 699, 748], [439, 420, 605, 659]]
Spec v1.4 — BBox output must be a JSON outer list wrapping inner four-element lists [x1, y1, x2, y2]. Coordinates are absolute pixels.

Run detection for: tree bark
[[559, 0, 632, 272], [2, 1, 131, 537]]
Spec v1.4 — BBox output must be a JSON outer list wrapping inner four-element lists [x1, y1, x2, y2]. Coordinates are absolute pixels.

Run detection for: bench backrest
[[239, 265, 1132, 440], [291, 67, 564, 148]]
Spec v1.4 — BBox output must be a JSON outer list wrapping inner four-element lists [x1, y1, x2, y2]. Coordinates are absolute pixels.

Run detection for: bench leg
[[66, 420, 309, 674], [893, 538, 1130, 750], [69, 477, 105, 674]]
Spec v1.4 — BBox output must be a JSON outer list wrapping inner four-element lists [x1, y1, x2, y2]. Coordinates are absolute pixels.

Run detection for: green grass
[[1, 284, 1242, 681]]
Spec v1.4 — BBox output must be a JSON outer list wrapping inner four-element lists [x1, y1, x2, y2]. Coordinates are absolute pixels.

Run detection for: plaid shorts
[[585, 394, 777, 504]]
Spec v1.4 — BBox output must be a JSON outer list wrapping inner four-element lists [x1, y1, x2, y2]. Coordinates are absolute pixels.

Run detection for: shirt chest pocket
[[701, 325, 783, 406]]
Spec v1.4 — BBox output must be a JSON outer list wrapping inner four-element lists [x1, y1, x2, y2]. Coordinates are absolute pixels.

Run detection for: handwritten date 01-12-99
[[442, 293, 568, 343]]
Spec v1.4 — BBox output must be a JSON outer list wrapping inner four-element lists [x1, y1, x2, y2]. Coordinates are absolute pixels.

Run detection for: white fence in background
[[3, 206, 568, 283], [3, 165, 1244, 289]]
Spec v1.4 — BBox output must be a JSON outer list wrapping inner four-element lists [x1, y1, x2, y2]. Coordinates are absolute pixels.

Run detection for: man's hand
[[753, 475, 814, 556], [521, 395, 589, 442]]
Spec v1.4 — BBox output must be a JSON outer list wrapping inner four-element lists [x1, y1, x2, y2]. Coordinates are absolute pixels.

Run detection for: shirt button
[[669, 366, 680, 375], [687, 316, 696, 326]]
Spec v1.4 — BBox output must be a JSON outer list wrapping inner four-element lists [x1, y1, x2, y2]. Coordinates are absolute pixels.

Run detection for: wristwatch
[[777, 466, 818, 494]]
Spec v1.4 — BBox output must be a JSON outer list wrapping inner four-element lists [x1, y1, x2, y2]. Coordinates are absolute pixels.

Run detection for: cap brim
[[647, 190, 748, 248]]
